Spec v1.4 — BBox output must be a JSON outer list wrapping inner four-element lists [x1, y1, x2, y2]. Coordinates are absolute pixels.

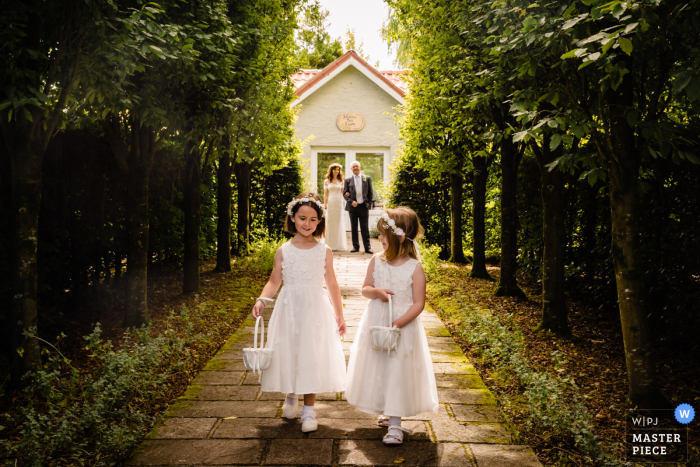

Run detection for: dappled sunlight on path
[[128, 242, 542, 466]]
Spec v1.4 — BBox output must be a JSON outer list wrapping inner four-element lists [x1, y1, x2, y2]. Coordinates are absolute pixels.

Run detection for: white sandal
[[382, 425, 413, 445], [377, 415, 390, 427]]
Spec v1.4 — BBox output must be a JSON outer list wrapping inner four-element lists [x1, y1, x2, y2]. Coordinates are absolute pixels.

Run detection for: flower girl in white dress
[[251, 192, 347, 433], [345, 207, 439, 445]]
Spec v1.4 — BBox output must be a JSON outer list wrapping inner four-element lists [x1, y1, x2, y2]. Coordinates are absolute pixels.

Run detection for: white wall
[[293, 65, 403, 195]]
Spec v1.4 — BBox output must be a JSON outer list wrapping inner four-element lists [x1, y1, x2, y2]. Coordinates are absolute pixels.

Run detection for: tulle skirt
[[346, 298, 439, 417], [261, 285, 347, 395]]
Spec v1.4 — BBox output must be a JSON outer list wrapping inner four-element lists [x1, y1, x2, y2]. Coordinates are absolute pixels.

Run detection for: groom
[[343, 161, 374, 254]]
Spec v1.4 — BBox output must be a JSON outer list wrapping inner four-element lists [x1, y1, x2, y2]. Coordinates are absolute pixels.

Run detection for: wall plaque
[[336, 113, 365, 132]]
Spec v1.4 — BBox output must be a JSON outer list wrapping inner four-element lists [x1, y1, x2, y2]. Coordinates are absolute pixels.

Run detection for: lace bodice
[[325, 181, 344, 203], [281, 241, 327, 287], [372, 256, 419, 308]]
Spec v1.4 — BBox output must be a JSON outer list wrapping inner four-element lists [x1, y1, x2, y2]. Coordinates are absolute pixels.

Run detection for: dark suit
[[343, 174, 374, 252]]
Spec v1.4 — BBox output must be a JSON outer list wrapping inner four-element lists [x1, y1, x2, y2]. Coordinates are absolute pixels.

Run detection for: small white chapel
[[291, 50, 407, 227]]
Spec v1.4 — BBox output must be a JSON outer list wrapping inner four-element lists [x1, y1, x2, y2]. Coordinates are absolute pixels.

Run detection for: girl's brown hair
[[284, 191, 326, 239], [377, 207, 424, 262], [325, 163, 344, 184]]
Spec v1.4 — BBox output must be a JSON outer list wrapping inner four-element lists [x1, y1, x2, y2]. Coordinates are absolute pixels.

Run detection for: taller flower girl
[[251, 192, 347, 433]]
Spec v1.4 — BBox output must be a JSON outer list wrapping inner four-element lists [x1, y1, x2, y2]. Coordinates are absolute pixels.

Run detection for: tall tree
[[472, 0, 700, 405], [0, 0, 120, 379], [93, 2, 195, 322], [295, 0, 343, 69]]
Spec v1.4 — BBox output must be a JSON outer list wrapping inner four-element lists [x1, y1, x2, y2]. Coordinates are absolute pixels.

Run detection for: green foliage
[[295, 0, 343, 69], [1, 324, 203, 466], [437, 295, 620, 465], [238, 235, 286, 275], [248, 155, 306, 242], [417, 241, 441, 280], [388, 152, 451, 257]]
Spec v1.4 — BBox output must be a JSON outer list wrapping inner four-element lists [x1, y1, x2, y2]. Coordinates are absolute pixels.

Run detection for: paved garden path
[[129, 240, 543, 466]]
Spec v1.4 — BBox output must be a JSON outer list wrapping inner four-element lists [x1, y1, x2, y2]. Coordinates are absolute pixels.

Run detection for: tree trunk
[[214, 141, 232, 272], [8, 140, 43, 382], [471, 155, 491, 279], [235, 161, 252, 255], [101, 116, 155, 327], [582, 186, 597, 283], [603, 73, 667, 408], [537, 142, 570, 335], [182, 143, 202, 294], [494, 137, 524, 297], [449, 171, 467, 263], [124, 165, 150, 327]]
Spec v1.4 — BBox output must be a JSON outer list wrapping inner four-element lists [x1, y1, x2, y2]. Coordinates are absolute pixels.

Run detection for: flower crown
[[381, 211, 407, 238], [287, 197, 326, 217], [329, 163, 342, 168], [381, 210, 422, 261]]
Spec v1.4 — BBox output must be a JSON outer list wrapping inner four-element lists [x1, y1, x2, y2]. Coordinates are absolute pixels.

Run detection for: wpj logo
[[625, 405, 693, 464], [632, 416, 658, 427]]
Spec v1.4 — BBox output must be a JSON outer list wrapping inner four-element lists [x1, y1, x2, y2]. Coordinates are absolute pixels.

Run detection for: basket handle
[[253, 316, 265, 349], [387, 294, 394, 328]]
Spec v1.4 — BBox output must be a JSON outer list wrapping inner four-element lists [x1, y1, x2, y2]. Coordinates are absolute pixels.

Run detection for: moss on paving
[[179, 385, 203, 400]]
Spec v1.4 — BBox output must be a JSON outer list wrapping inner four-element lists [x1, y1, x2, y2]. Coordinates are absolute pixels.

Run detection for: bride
[[323, 163, 348, 251]]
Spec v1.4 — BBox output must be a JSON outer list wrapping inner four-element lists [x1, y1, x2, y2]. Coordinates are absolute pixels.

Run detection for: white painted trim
[[291, 57, 406, 108]]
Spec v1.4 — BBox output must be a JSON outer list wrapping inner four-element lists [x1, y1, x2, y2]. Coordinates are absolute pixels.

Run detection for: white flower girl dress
[[261, 241, 347, 395], [346, 256, 439, 416]]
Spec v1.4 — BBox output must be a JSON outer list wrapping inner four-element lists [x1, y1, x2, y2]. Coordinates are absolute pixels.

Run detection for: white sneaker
[[301, 410, 318, 432], [282, 396, 298, 419]]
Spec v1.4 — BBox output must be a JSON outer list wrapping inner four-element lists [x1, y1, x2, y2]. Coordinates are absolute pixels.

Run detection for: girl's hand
[[252, 300, 265, 318], [376, 288, 394, 302], [336, 316, 347, 336]]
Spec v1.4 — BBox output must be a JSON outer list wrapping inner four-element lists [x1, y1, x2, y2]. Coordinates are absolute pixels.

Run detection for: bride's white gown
[[324, 180, 348, 251]]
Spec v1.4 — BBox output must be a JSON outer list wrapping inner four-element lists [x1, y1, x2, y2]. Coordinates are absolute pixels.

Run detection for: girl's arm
[[361, 256, 394, 301], [251, 247, 283, 318], [392, 263, 426, 328], [323, 246, 347, 336]]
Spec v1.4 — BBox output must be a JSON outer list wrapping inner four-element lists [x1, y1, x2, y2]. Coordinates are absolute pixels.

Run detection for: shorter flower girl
[[251, 192, 347, 433], [345, 207, 439, 445]]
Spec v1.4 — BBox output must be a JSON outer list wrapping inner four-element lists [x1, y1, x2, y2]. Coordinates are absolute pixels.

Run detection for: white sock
[[285, 394, 297, 405], [301, 404, 314, 414], [388, 416, 401, 427]]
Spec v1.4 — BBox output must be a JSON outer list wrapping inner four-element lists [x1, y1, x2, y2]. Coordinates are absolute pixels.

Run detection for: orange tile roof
[[290, 51, 408, 98]]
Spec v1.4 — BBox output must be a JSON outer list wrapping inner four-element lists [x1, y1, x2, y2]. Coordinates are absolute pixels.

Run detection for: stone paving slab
[[146, 418, 217, 439], [266, 439, 334, 465], [203, 359, 247, 371], [213, 418, 305, 439], [168, 401, 279, 418], [180, 385, 260, 401], [337, 440, 475, 466], [468, 444, 543, 467], [432, 362, 478, 375], [431, 420, 514, 444], [437, 388, 497, 405], [434, 374, 487, 389], [128, 439, 265, 465], [193, 371, 245, 385], [451, 404, 504, 423], [309, 419, 430, 441], [128, 245, 541, 466]]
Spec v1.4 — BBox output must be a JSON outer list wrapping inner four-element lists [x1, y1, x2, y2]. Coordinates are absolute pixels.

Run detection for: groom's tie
[[354, 175, 363, 204]]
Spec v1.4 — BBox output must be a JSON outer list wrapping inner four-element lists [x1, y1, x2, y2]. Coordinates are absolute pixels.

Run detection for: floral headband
[[329, 163, 342, 168], [380, 211, 421, 261], [287, 197, 326, 218]]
